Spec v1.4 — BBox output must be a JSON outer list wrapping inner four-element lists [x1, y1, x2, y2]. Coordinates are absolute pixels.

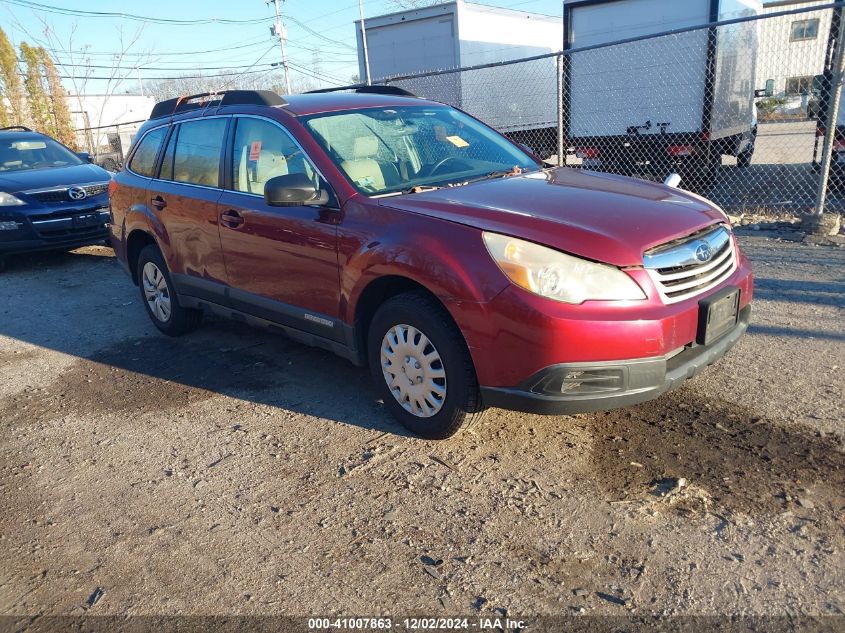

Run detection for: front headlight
[[483, 232, 646, 304], [0, 192, 25, 207]]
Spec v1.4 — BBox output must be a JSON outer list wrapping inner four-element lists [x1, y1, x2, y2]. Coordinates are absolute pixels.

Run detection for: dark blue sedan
[[0, 126, 112, 271]]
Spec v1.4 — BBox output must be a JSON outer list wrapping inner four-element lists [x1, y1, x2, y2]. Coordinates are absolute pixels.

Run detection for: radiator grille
[[643, 224, 737, 304]]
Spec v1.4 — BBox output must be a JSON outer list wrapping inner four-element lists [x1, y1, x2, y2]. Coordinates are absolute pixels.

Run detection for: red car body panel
[[377, 169, 728, 266], [110, 94, 753, 416]]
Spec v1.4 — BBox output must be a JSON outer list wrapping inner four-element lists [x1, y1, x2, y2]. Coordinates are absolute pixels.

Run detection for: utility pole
[[359, 0, 371, 85], [267, 0, 292, 94]]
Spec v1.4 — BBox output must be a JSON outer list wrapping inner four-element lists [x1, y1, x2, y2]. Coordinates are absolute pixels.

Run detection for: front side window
[[302, 105, 538, 196], [791, 19, 819, 41], [230, 117, 317, 194], [0, 135, 84, 173], [167, 118, 227, 187], [129, 126, 167, 177]]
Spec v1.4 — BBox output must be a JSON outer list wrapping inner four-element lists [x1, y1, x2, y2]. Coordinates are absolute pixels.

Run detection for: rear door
[[148, 116, 229, 301], [216, 115, 342, 339]]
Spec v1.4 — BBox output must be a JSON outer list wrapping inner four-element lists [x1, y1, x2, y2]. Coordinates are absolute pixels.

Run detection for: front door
[[217, 116, 341, 340]]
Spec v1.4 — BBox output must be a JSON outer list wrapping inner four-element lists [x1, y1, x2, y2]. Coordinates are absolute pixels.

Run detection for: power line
[[1, 0, 273, 25], [39, 37, 271, 58], [21, 67, 281, 81], [26, 59, 280, 72], [285, 15, 356, 50]]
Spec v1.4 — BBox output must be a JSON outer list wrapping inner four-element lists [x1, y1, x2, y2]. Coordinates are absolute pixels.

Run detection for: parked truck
[[355, 1, 564, 149], [563, 0, 762, 191], [358, 0, 761, 192]]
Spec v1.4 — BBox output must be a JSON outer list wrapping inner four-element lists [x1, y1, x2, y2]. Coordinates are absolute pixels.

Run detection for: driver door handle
[[220, 209, 245, 229], [151, 195, 167, 210]]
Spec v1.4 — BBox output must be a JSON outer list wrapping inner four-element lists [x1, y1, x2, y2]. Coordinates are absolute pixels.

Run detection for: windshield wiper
[[456, 167, 528, 186]]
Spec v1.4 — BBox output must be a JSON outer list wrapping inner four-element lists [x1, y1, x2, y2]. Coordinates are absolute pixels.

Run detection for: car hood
[[378, 168, 728, 266], [0, 163, 111, 194]]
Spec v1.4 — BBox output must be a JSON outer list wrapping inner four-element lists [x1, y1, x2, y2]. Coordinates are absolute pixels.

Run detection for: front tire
[[368, 292, 482, 439], [136, 244, 201, 336]]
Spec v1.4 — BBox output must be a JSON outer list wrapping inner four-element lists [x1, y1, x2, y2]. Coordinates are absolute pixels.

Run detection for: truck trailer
[[355, 1, 564, 146], [563, 0, 763, 191]]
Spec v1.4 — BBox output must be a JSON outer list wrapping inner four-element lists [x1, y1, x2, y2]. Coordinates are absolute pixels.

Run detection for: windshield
[[302, 105, 539, 195], [0, 136, 84, 173]]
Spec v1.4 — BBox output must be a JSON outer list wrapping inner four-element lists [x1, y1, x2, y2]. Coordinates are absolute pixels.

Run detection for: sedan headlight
[[0, 192, 25, 207], [483, 232, 646, 304]]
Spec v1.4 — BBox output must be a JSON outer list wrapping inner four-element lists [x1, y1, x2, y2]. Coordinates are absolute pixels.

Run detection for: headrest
[[352, 136, 379, 159]]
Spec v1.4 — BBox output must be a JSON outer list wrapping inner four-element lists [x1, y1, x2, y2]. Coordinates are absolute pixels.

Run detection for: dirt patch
[[588, 392, 845, 523]]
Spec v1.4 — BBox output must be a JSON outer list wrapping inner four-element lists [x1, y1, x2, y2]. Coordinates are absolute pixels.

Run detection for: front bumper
[[0, 207, 110, 256], [481, 304, 750, 415]]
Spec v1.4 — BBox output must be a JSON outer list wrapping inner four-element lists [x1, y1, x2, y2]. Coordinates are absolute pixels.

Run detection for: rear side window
[[128, 127, 166, 177], [169, 118, 227, 187]]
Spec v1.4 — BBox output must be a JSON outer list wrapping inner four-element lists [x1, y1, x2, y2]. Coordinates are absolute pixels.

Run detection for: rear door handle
[[151, 195, 167, 210], [220, 209, 245, 229]]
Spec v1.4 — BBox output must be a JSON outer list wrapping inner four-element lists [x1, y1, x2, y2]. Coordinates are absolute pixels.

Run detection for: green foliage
[[40, 48, 77, 149], [0, 27, 26, 125], [756, 96, 789, 118], [20, 42, 51, 134]]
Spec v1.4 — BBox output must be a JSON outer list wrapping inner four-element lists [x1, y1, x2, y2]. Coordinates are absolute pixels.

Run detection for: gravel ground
[[0, 236, 843, 629]]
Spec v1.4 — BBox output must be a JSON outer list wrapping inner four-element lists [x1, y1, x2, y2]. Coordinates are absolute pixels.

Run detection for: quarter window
[[128, 127, 166, 177], [168, 118, 227, 187], [231, 118, 316, 194]]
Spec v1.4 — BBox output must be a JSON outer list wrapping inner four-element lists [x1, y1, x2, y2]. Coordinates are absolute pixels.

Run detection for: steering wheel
[[427, 156, 465, 177]]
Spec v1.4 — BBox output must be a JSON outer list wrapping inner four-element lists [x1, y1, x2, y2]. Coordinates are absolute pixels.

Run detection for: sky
[[0, 0, 565, 95]]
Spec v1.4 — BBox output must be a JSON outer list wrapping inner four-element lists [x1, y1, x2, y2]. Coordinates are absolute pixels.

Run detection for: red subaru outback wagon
[[109, 88, 752, 438]]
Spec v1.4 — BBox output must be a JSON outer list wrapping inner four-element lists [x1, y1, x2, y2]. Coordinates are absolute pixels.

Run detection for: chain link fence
[[377, 2, 845, 216], [73, 119, 145, 173]]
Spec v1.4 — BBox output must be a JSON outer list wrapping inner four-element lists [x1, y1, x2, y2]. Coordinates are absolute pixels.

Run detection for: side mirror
[[264, 173, 329, 207], [77, 151, 92, 163]]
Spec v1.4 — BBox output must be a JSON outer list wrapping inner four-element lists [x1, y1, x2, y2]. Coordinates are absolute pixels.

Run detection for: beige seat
[[340, 136, 399, 191], [237, 146, 289, 194]]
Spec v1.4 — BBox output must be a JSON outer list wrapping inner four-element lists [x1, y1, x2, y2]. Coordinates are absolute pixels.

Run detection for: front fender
[[339, 200, 510, 351]]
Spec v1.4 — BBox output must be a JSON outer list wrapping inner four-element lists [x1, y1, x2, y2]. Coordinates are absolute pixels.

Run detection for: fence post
[[556, 53, 565, 167], [812, 8, 845, 226]]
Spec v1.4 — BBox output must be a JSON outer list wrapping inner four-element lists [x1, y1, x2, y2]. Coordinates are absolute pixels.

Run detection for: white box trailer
[[564, 0, 763, 189], [355, 1, 563, 135]]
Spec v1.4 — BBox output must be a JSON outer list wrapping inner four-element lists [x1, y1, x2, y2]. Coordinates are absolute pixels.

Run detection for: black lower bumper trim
[[481, 305, 751, 416], [0, 230, 109, 256]]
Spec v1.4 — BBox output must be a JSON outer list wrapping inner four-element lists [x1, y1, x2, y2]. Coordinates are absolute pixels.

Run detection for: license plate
[[72, 213, 100, 228], [697, 287, 740, 346]]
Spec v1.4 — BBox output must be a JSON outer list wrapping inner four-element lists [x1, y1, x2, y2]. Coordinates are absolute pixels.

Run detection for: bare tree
[[35, 20, 153, 154], [142, 68, 318, 103]]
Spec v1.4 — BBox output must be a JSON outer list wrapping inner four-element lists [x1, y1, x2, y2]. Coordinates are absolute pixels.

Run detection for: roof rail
[[0, 125, 33, 132], [305, 85, 417, 97], [149, 90, 287, 120]]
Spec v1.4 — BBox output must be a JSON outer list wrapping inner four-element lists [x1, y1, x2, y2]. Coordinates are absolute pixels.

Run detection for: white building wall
[[755, 0, 831, 112]]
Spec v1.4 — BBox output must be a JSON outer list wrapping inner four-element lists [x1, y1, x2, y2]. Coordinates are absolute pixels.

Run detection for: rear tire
[[367, 291, 482, 439], [136, 244, 201, 336]]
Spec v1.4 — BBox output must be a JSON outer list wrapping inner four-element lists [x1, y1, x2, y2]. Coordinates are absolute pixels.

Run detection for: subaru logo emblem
[[68, 186, 87, 200], [695, 243, 712, 262]]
